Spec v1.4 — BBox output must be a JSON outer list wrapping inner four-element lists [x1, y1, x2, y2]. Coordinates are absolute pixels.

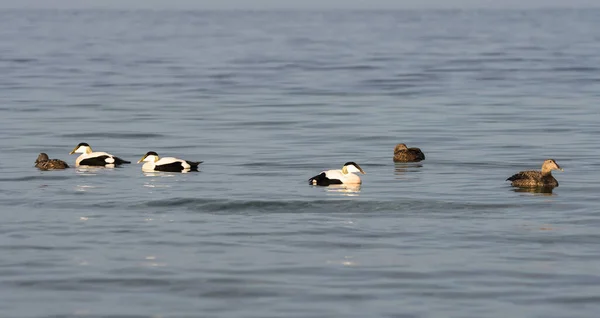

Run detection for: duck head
[[342, 162, 366, 174], [394, 143, 408, 154], [70, 143, 92, 155], [138, 151, 160, 163], [541, 159, 563, 174], [35, 153, 49, 164]]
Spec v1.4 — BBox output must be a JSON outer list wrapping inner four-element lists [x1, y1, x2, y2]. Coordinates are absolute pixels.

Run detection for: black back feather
[[79, 156, 111, 166], [113, 156, 131, 164], [309, 172, 343, 186], [80, 155, 129, 166], [154, 161, 187, 172]]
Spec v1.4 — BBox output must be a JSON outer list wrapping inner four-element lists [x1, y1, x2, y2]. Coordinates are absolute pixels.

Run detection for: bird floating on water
[[393, 143, 425, 162], [309, 162, 365, 186], [69, 142, 130, 167], [35, 153, 69, 170], [506, 159, 563, 188], [137, 151, 202, 172]]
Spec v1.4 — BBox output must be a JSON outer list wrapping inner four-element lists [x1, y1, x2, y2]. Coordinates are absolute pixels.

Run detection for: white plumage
[[69, 143, 130, 167], [138, 151, 201, 173], [309, 162, 366, 186]]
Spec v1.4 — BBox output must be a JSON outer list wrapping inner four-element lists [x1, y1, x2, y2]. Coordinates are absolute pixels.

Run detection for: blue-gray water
[[1, 9, 600, 318]]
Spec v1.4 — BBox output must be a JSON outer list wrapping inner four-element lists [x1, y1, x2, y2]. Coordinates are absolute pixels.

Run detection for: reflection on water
[[326, 256, 358, 267], [142, 171, 178, 178], [512, 186, 555, 196], [143, 183, 172, 189], [76, 165, 115, 175], [394, 163, 423, 178], [75, 185, 97, 192], [141, 255, 167, 268], [142, 172, 176, 189], [324, 184, 361, 196], [142, 169, 193, 176]]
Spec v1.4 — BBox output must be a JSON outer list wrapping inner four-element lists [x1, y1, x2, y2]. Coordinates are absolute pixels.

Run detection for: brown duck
[[35, 153, 69, 170], [506, 159, 563, 188], [393, 143, 425, 162]]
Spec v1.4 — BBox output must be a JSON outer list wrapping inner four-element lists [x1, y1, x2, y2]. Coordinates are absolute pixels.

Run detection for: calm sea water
[[1, 8, 600, 318]]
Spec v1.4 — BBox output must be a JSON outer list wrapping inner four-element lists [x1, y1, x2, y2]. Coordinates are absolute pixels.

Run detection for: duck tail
[[506, 173, 519, 181], [113, 157, 131, 164], [308, 173, 324, 185], [187, 161, 203, 171], [309, 172, 341, 186]]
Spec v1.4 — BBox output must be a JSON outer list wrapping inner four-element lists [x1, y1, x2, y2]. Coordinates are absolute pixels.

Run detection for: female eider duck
[[137, 151, 202, 172], [309, 162, 366, 186], [393, 143, 425, 162], [507, 159, 563, 188], [69, 142, 130, 167], [35, 153, 69, 170]]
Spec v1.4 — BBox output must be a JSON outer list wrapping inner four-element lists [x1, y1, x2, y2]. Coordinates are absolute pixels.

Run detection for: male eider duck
[[137, 151, 202, 172], [69, 142, 130, 167], [309, 162, 365, 186], [507, 159, 563, 188], [35, 153, 69, 170], [393, 143, 425, 162]]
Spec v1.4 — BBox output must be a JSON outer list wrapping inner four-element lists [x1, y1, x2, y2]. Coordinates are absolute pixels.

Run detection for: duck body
[[507, 171, 559, 187], [393, 143, 425, 162], [70, 143, 130, 167], [309, 162, 365, 186], [35, 153, 69, 170], [507, 159, 562, 188], [138, 152, 201, 172], [75, 151, 130, 167]]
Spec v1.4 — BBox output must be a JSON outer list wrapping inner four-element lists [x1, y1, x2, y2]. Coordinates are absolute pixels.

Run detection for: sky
[[1, 0, 599, 10]]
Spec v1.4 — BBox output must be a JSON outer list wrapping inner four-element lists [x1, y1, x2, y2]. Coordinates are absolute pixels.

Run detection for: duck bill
[[137, 155, 147, 164], [69, 146, 78, 154], [355, 164, 366, 174]]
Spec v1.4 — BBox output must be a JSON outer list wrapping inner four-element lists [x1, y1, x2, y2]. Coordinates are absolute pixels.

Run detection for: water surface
[[1, 9, 600, 318]]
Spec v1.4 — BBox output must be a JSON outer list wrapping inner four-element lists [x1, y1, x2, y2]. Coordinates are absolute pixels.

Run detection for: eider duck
[[137, 151, 202, 172], [35, 153, 69, 170], [309, 162, 365, 186], [393, 143, 425, 162], [507, 159, 563, 188], [69, 142, 130, 167]]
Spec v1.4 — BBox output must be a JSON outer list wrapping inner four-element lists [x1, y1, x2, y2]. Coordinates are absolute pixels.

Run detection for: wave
[[0, 175, 72, 182], [104, 197, 524, 214], [59, 132, 167, 139]]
